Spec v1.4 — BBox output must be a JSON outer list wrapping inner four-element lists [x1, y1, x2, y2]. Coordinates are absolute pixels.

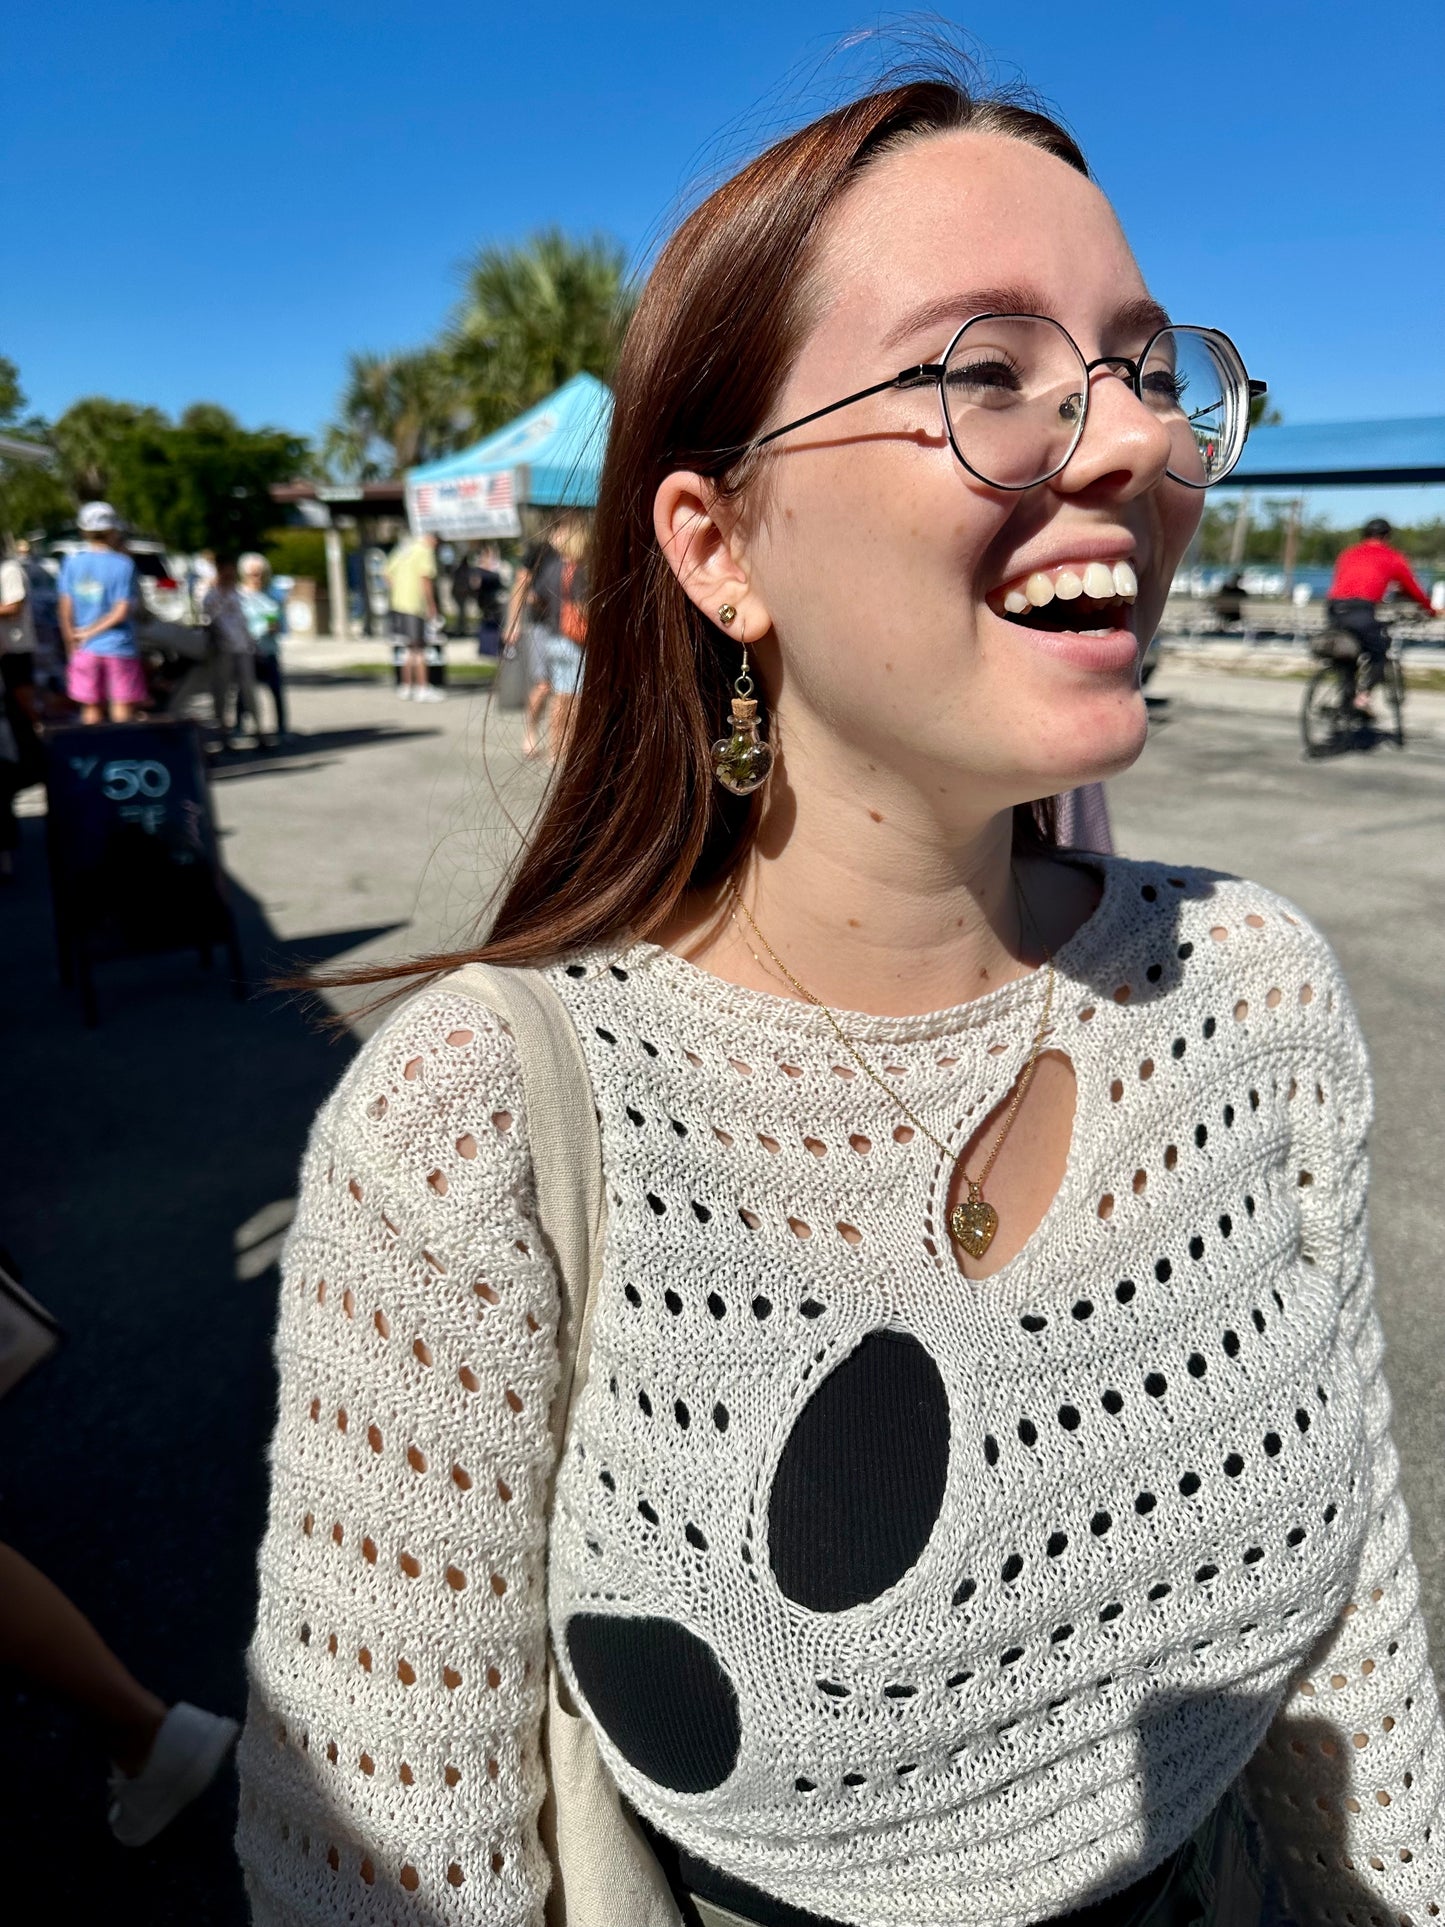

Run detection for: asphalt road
[[1, 657, 1441, 1922]]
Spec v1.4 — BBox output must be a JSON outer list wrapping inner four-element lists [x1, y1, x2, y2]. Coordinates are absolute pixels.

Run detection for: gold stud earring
[[711, 641, 773, 796], [718, 604, 737, 627]]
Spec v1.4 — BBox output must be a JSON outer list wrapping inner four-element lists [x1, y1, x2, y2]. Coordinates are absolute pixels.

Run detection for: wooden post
[[1281, 497, 1302, 597], [324, 524, 348, 641], [1228, 492, 1251, 568]]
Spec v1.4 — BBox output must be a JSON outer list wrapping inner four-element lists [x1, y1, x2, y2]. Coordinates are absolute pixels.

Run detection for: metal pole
[[1281, 496, 1302, 597], [1228, 492, 1251, 568], [323, 524, 348, 641]]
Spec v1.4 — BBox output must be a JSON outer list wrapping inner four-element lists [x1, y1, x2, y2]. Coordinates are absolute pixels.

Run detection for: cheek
[[1137, 485, 1203, 638], [760, 452, 1002, 665]]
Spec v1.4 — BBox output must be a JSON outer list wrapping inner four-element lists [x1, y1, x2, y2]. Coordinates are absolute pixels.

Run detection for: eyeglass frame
[[723, 313, 1267, 492]]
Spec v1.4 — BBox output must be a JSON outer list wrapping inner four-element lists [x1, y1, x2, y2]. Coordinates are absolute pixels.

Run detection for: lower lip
[[991, 611, 1141, 674]]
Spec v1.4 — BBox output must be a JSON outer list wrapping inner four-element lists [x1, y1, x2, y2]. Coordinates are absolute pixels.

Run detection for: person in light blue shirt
[[238, 553, 287, 740], [57, 502, 146, 722]]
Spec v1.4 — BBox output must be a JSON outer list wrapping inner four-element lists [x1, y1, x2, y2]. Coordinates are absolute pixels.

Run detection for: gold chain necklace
[[726, 878, 1055, 1262]]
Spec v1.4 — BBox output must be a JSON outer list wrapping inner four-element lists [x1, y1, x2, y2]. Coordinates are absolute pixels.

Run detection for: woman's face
[[729, 130, 1203, 812]]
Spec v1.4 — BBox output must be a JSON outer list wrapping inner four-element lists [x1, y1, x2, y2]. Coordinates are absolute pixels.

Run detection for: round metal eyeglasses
[[739, 314, 1266, 491]]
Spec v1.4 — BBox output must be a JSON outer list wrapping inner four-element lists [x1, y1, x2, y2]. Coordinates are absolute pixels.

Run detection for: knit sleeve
[[1243, 963, 1445, 1924], [235, 987, 563, 1926]]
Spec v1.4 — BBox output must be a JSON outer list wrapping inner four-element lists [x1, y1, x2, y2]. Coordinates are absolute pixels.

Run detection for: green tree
[[120, 405, 309, 554], [322, 347, 465, 481], [47, 395, 307, 552], [0, 356, 73, 538], [446, 228, 636, 438], [50, 395, 168, 499]]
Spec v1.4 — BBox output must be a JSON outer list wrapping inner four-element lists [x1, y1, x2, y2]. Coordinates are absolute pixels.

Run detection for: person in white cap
[[58, 503, 147, 723]]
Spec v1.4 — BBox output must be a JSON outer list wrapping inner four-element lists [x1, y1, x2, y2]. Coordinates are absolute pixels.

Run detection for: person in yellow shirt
[[382, 531, 441, 702]]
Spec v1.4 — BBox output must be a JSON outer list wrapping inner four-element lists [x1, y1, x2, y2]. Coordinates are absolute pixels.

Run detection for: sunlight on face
[[741, 130, 1203, 812]]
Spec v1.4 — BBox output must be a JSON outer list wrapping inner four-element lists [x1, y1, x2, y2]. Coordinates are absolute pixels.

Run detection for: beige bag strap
[[441, 962, 682, 1927], [444, 961, 606, 1445]]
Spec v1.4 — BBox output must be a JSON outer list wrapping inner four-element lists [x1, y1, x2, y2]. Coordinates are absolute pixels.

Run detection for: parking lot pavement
[[1, 661, 1440, 1919]]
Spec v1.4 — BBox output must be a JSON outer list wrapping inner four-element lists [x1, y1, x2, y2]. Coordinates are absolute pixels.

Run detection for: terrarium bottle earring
[[711, 636, 773, 796]]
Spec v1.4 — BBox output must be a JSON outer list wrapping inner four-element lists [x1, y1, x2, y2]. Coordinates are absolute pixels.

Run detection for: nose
[[1052, 362, 1173, 501]]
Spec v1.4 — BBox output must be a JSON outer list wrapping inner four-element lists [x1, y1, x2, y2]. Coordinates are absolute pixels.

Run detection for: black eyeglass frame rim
[[731, 314, 1267, 492]]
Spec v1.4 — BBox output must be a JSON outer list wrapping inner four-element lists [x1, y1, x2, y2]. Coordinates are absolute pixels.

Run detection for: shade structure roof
[[1228, 416, 1445, 488], [408, 372, 612, 508]]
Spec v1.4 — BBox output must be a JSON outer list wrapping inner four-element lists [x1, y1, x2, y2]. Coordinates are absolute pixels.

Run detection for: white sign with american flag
[[407, 468, 522, 539]]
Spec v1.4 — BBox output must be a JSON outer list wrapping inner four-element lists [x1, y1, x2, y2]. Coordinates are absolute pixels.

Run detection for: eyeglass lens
[[939, 316, 1248, 490]]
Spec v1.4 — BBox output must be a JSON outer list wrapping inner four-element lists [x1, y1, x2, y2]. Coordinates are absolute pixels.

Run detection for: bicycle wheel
[[1383, 655, 1406, 748], [1301, 668, 1345, 757]]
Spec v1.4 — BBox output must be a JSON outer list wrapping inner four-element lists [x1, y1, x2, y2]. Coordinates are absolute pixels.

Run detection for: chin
[[1034, 678, 1150, 794]]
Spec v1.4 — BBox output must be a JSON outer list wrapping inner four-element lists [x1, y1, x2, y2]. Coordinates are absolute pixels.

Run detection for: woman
[[203, 559, 261, 750], [237, 71, 1442, 1927], [514, 512, 590, 761], [238, 552, 288, 741]]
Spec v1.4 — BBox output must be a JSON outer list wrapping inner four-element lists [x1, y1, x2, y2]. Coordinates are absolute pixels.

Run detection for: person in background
[[187, 547, 217, 622], [1327, 517, 1437, 713], [474, 540, 505, 659], [448, 544, 477, 637], [506, 525, 555, 757], [383, 530, 442, 702], [0, 1538, 236, 1845], [57, 503, 146, 724], [0, 545, 42, 877], [204, 559, 262, 749], [238, 552, 287, 740], [527, 510, 590, 764], [0, 543, 37, 724], [15, 538, 65, 708]]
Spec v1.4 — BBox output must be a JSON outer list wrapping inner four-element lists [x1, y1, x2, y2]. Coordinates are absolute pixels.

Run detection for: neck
[[662, 727, 1080, 1018]]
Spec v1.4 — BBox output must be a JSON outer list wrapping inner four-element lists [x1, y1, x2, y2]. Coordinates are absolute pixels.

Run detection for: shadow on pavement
[[0, 810, 368, 1924]]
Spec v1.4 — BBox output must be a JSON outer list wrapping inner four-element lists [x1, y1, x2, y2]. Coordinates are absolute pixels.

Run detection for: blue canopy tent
[[405, 372, 613, 539], [1228, 416, 1445, 489]]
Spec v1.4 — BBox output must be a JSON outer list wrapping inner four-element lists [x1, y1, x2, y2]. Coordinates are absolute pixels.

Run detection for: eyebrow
[[881, 286, 1173, 353]]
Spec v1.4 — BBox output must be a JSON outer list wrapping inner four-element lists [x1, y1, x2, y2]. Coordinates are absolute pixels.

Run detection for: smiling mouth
[[988, 559, 1139, 635]]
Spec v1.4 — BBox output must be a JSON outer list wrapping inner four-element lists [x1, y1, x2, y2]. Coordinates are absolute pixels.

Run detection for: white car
[[43, 535, 193, 625]]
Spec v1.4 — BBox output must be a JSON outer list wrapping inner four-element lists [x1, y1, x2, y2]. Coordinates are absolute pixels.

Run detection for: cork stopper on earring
[[730, 696, 758, 723]]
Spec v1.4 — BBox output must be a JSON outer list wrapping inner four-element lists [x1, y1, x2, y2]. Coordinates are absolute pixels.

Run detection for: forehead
[[811, 129, 1145, 354]]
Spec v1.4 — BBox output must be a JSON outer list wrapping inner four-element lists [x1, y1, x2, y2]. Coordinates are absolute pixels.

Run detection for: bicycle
[[1300, 622, 1406, 758]]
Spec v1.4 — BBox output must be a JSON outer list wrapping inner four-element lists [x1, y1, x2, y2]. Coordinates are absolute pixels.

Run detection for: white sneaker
[[397, 683, 413, 700], [107, 1702, 239, 1846], [418, 685, 446, 702]]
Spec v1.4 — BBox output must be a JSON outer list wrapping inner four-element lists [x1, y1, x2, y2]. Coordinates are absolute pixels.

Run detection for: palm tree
[[447, 229, 635, 437], [51, 396, 167, 499], [322, 348, 465, 481]]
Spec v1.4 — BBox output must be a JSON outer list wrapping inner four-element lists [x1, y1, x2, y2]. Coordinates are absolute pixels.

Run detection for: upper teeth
[[1002, 560, 1137, 615]]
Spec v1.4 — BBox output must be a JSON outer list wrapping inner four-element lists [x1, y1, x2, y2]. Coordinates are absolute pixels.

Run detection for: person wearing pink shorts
[[58, 502, 147, 724], [65, 649, 149, 712]]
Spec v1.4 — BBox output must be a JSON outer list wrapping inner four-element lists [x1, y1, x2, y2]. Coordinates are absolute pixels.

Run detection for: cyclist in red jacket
[[1327, 518, 1437, 712]]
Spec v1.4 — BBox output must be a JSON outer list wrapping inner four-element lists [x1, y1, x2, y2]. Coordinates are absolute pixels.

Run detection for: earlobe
[[653, 468, 767, 636]]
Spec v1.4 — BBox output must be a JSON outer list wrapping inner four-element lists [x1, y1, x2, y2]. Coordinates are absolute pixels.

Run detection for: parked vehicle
[[42, 535, 192, 625]]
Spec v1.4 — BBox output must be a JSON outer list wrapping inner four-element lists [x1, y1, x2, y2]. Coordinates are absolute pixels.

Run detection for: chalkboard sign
[[44, 719, 243, 1023]]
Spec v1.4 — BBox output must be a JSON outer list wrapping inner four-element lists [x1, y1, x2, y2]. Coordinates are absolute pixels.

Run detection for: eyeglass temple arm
[[747, 364, 945, 452], [1248, 380, 1269, 400]]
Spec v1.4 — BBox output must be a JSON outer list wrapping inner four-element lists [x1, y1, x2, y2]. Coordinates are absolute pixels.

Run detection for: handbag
[[443, 963, 683, 1927], [439, 962, 1274, 1927]]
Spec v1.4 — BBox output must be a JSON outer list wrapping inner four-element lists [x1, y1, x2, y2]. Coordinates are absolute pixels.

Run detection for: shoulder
[[310, 978, 531, 1183], [1091, 853, 1368, 1076]]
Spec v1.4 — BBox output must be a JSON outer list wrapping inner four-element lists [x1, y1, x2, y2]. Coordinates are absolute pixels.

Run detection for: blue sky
[[5, 1, 1442, 524]]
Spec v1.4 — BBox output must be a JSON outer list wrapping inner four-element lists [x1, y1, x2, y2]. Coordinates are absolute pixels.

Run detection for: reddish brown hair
[[338, 76, 1088, 996]]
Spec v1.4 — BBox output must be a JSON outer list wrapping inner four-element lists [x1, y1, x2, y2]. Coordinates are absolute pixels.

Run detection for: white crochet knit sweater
[[237, 856, 1445, 1927]]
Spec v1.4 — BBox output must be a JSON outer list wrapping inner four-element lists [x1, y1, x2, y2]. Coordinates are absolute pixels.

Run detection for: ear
[[653, 470, 772, 639]]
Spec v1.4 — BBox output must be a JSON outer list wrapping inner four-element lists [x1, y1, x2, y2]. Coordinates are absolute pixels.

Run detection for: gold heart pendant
[[949, 1195, 999, 1260]]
